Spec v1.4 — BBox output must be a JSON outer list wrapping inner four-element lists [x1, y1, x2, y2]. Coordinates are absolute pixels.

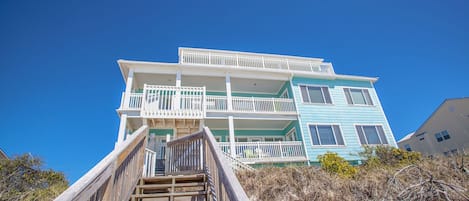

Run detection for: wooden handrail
[[54, 125, 149, 201], [165, 127, 249, 201]]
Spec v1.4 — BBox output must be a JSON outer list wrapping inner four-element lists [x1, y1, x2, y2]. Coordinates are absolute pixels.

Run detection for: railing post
[[252, 97, 256, 112], [257, 142, 261, 159], [200, 137, 204, 171], [262, 56, 265, 69], [286, 59, 290, 70], [208, 52, 211, 64], [272, 98, 276, 112], [203, 86, 207, 118], [279, 141, 284, 158]]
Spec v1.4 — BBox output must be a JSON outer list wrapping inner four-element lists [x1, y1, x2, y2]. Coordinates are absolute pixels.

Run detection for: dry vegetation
[[237, 147, 469, 201]]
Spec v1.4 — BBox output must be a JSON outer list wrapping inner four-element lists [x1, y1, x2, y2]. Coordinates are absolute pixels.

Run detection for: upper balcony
[[179, 47, 335, 76], [119, 84, 297, 119]]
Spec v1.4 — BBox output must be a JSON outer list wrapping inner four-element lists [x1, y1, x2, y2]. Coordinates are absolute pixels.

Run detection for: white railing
[[219, 141, 307, 163], [206, 95, 228, 111], [127, 93, 143, 109], [221, 151, 256, 172], [122, 91, 297, 115], [180, 48, 334, 75], [141, 84, 206, 119], [231, 96, 296, 113], [143, 148, 156, 177]]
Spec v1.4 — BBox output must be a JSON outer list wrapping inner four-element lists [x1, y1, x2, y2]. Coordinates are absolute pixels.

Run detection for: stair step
[[138, 182, 206, 190], [131, 191, 207, 198], [142, 174, 205, 183]]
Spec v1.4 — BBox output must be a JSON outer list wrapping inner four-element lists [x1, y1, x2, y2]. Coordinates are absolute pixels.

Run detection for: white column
[[176, 71, 181, 87], [123, 69, 134, 108], [166, 134, 171, 142], [199, 119, 205, 131], [116, 114, 128, 145], [228, 116, 236, 158], [174, 71, 181, 110], [226, 74, 233, 111]]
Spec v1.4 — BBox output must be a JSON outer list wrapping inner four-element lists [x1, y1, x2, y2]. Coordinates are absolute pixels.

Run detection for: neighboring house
[[0, 148, 8, 159], [398, 98, 469, 156], [117, 47, 397, 165]]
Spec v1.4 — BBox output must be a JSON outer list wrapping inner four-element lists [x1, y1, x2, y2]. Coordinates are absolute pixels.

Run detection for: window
[[344, 88, 373, 105], [356, 125, 388, 145], [264, 137, 284, 142], [300, 85, 332, 104], [236, 137, 248, 142], [435, 130, 450, 142], [309, 124, 344, 146], [404, 144, 412, 151], [435, 133, 443, 142]]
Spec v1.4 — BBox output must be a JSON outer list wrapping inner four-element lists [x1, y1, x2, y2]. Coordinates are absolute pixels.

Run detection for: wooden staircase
[[131, 174, 208, 201]]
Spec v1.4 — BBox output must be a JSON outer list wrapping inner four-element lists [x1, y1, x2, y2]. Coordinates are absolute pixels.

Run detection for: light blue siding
[[291, 77, 396, 162]]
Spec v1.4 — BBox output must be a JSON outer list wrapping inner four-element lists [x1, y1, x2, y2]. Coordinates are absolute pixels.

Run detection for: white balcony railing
[[121, 88, 297, 116], [140, 85, 206, 119], [180, 48, 334, 75], [219, 141, 307, 163], [206, 96, 296, 114]]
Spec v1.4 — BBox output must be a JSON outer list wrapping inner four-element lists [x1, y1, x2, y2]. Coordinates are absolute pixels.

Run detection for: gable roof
[[398, 132, 415, 143], [413, 97, 469, 135], [0, 148, 8, 159]]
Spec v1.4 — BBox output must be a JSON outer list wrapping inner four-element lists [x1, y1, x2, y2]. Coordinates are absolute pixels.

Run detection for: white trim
[[343, 87, 374, 106], [306, 123, 347, 147], [297, 84, 334, 105], [289, 78, 310, 162], [370, 82, 398, 147], [353, 124, 388, 146]]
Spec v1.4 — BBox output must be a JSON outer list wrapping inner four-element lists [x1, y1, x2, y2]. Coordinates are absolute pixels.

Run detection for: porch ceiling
[[205, 119, 291, 130], [133, 73, 286, 94]]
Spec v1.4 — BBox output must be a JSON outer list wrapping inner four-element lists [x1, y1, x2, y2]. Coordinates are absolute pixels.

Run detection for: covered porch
[[205, 119, 307, 164]]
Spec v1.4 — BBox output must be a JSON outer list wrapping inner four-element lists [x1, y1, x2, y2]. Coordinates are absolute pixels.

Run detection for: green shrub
[[360, 146, 421, 168], [318, 152, 357, 178]]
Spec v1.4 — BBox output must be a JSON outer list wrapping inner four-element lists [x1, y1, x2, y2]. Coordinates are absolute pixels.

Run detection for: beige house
[[398, 98, 469, 156], [0, 148, 7, 160]]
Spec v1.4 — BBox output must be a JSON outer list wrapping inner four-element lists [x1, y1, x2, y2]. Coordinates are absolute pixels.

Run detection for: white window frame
[[298, 84, 333, 104], [343, 87, 374, 106], [307, 123, 346, 147], [354, 124, 388, 145]]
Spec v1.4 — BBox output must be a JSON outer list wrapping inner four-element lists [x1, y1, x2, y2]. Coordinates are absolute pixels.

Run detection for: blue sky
[[0, 0, 468, 183]]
